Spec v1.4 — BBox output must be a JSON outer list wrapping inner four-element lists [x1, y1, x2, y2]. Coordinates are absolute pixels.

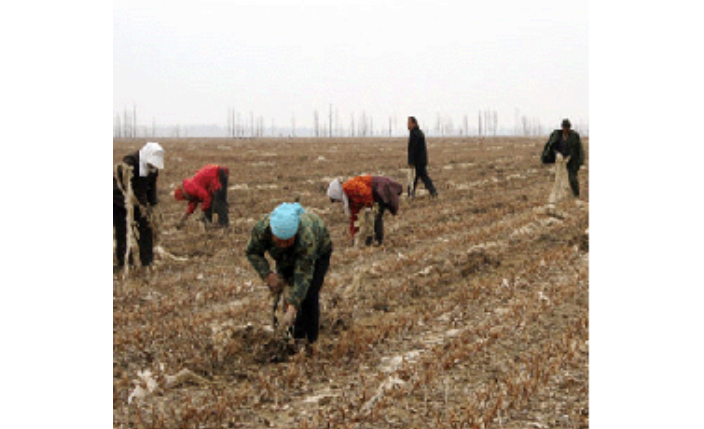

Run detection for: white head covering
[[139, 142, 165, 177], [327, 179, 351, 216]]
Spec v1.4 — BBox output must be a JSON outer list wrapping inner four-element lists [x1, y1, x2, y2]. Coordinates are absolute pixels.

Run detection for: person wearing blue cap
[[246, 203, 333, 344]]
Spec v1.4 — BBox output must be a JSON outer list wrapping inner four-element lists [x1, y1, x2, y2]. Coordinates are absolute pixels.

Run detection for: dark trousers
[[283, 250, 331, 343], [204, 168, 230, 226], [113, 204, 154, 267], [568, 167, 580, 197], [412, 164, 438, 196], [364, 202, 387, 246]]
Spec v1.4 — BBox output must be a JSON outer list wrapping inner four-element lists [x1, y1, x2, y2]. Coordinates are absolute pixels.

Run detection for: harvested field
[[113, 136, 589, 428]]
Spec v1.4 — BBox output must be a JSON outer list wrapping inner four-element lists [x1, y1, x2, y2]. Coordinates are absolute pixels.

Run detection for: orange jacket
[[343, 175, 374, 237]]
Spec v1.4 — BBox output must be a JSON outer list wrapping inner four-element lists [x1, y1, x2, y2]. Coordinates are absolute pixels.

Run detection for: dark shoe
[[365, 236, 374, 247]]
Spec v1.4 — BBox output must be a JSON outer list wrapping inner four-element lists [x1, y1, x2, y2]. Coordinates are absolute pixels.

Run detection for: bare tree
[[314, 110, 320, 137], [329, 104, 333, 138], [123, 107, 127, 138], [227, 107, 239, 138], [478, 111, 483, 137], [114, 114, 122, 137], [445, 115, 454, 136], [133, 104, 137, 138], [521, 116, 543, 136], [291, 113, 296, 137], [350, 113, 355, 137]]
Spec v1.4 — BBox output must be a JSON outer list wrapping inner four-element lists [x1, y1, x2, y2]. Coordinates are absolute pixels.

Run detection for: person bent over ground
[[327, 175, 403, 247], [246, 203, 333, 344], [175, 164, 230, 229]]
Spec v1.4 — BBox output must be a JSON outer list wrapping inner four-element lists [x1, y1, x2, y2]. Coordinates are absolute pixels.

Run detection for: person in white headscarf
[[113, 142, 165, 268], [327, 176, 403, 247], [138, 142, 165, 177], [326, 178, 351, 216]]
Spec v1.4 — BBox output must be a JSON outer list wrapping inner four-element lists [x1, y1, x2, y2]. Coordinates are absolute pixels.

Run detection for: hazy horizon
[[114, 0, 588, 137]]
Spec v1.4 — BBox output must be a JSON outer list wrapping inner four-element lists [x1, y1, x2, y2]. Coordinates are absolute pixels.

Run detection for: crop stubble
[[113, 136, 589, 429]]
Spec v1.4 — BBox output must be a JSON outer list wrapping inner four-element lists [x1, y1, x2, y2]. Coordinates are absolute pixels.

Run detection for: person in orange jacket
[[174, 164, 230, 228], [327, 175, 402, 246]]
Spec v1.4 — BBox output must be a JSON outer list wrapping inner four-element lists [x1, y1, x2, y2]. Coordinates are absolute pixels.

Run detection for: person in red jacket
[[327, 175, 402, 246], [174, 164, 230, 228]]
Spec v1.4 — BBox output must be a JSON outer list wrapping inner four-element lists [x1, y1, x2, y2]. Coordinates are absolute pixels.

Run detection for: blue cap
[[270, 203, 306, 239]]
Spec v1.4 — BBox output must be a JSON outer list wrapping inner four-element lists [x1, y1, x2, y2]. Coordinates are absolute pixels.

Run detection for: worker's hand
[[564, 156, 571, 164], [282, 305, 297, 328], [266, 272, 282, 293]]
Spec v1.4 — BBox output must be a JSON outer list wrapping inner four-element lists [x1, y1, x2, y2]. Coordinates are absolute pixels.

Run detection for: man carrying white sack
[[113, 142, 165, 268], [541, 119, 585, 206]]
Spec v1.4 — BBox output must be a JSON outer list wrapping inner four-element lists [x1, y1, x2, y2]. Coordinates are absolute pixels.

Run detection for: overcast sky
[[113, 0, 588, 133]]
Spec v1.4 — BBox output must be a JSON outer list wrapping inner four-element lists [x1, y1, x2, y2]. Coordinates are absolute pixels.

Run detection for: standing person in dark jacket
[[407, 116, 438, 198], [113, 142, 165, 268], [541, 119, 585, 198]]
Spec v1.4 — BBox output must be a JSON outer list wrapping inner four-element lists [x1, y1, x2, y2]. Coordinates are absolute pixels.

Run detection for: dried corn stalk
[[114, 163, 165, 276], [164, 369, 211, 389], [114, 163, 140, 278]]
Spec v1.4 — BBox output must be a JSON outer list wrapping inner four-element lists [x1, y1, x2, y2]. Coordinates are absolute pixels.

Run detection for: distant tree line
[[114, 104, 588, 138]]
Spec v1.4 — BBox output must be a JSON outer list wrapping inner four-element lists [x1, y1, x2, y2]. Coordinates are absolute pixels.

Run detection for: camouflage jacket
[[246, 212, 333, 309]]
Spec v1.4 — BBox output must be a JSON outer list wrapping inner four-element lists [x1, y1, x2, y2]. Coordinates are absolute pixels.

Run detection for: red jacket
[[182, 165, 226, 214]]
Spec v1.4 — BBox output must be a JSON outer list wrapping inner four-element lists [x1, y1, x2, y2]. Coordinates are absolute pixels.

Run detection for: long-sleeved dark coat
[[541, 129, 585, 197], [408, 127, 428, 166], [113, 151, 159, 209], [541, 130, 585, 171]]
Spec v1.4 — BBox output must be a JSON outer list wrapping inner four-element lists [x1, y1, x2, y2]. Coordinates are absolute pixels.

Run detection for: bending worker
[[174, 164, 230, 228], [327, 175, 403, 247], [246, 203, 333, 344]]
